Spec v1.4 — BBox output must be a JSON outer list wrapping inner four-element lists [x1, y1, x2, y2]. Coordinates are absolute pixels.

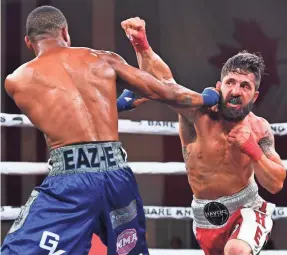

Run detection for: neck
[[32, 38, 68, 56], [220, 114, 250, 132], [221, 119, 241, 131]]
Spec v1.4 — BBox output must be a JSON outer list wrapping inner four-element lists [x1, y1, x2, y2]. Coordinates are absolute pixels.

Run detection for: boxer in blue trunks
[[2, 6, 220, 255]]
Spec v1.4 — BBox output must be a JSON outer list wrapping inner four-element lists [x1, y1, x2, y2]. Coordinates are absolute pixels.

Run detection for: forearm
[[133, 44, 210, 108], [123, 22, 220, 109], [253, 156, 286, 194], [105, 52, 218, 108], [135, 48, 174, 82]]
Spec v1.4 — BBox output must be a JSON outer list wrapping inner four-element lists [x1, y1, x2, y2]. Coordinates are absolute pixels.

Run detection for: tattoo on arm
[[179, 95, 193, 106], [167, 85, 194, 107], [258, 131, 274, 158], [182, 146, 190, 162]]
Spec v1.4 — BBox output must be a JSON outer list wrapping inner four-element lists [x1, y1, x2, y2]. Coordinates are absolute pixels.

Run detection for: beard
[[218, 92, 254, 122]]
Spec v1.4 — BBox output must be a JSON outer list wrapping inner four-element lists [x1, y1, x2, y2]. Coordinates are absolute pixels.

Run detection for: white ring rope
[[1, 205, 286, 221], [1, 113, 287, 136], [1, 161, 287, 175], [0, 161, 191, 175]]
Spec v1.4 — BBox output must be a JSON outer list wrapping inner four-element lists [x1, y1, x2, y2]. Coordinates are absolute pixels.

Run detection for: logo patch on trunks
[[203, 202, 229, 226], [110, 200, 137, 229], [116, 228, 138, 255]]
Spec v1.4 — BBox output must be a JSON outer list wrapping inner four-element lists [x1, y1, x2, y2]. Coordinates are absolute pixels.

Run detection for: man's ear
[[61, 27, 70, 46], [24, 36, 33, 50], [216, 81, 221, 90], [253, 91, 259, 103]]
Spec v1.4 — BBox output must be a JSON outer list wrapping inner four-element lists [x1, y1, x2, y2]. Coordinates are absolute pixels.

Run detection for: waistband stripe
[[191, 182, 262, 229], [63, 146, 117, 170], [49, 142, 128, 176]]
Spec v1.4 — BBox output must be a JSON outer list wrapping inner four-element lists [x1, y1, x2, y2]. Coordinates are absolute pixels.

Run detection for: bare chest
[[186, 134, 250, 168], [181, 118, 254, 173]]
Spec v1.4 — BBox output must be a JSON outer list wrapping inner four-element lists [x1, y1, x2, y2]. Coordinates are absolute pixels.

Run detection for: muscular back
[[5, 48, 119, 149]]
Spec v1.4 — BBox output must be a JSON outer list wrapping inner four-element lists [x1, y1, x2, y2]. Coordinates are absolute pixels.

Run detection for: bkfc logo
[[116, 229, 138, 255]]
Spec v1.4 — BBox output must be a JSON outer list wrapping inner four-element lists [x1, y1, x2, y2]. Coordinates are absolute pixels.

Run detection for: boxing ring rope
[[2, 204, 287, 221], [1, 112, 287, 254], [2, 113, 287, 136]]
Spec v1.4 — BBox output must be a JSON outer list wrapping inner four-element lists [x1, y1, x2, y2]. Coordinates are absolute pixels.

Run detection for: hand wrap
[[240, 135, 263, 161], [201, 88, 220, 107], [117, 89, 136, 112], [129, 29, 150, 52]]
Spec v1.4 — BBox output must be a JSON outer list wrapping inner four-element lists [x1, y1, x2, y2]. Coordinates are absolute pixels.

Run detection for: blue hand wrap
[[201, 88, 220, 107], [117, 89, 137, 112]]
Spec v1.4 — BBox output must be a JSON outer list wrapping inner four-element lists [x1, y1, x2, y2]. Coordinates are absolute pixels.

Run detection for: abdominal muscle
[[184, 140, 254, 200]]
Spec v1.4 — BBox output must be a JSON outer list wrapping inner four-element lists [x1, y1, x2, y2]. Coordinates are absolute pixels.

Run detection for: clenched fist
[[228, 125, 263, 161], [227, 125, 252, 148], [121, 17, 150, 51]]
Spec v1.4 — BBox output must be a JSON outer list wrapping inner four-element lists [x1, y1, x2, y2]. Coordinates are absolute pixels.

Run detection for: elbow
[[268, 183, 284, 194], [268, 172, 285, 194]]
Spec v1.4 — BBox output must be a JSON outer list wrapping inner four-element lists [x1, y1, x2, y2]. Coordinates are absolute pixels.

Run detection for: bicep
[[105, 52, 203, 108], [258, 129, 284, 166], [97, 51, 169, 99], [114, 62, 174, 100]]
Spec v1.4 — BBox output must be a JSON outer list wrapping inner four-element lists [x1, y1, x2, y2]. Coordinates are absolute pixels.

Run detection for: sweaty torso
[[8, 47, 118, 149], [179, 110, 264, 199]]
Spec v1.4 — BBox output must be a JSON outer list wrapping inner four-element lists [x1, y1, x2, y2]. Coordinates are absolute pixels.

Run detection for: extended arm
[[117, 17, 175, 112], [118, 18, 219, 112], [100, 51, 215, 109], [116, 48, 174, 112]]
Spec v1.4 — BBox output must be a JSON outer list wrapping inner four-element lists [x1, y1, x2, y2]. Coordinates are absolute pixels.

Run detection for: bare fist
[[121, 17, 146, 41], [227, 125, 252, 148]]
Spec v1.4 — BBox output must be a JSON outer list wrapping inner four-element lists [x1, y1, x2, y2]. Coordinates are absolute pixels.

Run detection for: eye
[[241, 83, 250, 90]]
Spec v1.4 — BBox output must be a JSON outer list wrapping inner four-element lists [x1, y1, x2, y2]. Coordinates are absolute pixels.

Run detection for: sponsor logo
[[39, 231, 65, 255], [203, 202, 229, 226], [271, 125, 286, 135], [110, 200, 137, 229], [124, 97, 133, 102], [116, 229, 138, 255], [146, 121, 176, 128], [272, 207, 285, 218]]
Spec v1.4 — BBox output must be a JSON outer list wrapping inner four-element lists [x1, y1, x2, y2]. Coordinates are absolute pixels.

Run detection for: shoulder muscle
[[90, 50, 127, 65]]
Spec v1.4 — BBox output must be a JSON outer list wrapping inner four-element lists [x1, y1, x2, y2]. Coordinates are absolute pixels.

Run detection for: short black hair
[[26, 5, 67, 41], [221, 51, 265, 90]]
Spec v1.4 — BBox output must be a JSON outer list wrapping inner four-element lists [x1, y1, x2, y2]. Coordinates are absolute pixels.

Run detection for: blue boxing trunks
[[1, 141, 149, 255]]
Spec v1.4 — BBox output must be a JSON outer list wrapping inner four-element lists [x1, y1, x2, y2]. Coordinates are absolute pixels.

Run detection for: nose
[[231, 84, 240, 96]]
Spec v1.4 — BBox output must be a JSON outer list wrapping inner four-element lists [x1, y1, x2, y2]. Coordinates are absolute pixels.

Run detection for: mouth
[[226, 97, 242, 109]]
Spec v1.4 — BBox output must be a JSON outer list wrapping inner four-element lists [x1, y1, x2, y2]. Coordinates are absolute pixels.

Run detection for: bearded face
[[218, 92, 254, 122], [218, 72, 259, 122]]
